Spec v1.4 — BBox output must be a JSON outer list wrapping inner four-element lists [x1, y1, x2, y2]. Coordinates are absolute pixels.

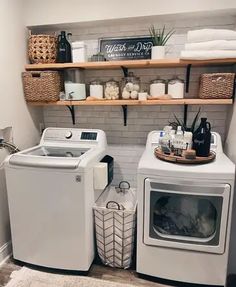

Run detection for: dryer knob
[[65, 131, 73, 139]]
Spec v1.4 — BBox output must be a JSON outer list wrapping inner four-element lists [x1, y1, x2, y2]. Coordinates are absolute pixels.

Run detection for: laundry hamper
[[93, 182, 137, 269]]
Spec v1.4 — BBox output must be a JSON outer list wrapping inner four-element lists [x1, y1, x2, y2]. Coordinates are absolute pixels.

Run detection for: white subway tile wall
[[42, 15, 236, 186]]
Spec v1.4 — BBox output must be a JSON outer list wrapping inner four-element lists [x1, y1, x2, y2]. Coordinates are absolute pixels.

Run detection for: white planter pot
[[151, 46, 165, 59]]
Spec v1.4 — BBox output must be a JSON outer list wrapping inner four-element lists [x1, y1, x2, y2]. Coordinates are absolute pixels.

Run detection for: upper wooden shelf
[[27, 98, 233, 106], [25, 58, 236, 70]]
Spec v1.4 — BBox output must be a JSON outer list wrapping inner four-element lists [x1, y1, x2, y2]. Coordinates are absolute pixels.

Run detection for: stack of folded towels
[[180, 28, 236, 60]]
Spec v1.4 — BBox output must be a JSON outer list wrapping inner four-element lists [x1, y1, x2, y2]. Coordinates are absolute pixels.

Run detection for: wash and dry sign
[[100, 37, 153, 60]]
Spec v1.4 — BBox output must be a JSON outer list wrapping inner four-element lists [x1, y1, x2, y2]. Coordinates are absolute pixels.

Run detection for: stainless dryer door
[[144, 178, 230, 254]]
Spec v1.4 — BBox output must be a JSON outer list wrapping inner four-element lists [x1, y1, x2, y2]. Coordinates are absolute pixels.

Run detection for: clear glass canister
[[121, 72, 140, 100], [150, 78, 166, 97], [168, 77, 185, 99], [90, 80, 103, 99], [104, 79, 119, 100]]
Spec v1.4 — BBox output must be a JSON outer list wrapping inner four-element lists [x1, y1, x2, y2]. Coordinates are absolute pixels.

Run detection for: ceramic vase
[[151, 46, 165, 59]]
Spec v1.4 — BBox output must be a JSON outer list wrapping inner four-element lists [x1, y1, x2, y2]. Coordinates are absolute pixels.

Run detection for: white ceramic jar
[[150, 78, 166, 97], [72, 41, 87, 62], [90, 80, 103, 99], [167, 77, 184, 98]]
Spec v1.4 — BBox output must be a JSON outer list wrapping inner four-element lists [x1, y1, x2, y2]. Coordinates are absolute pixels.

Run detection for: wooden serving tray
[[154, 148, 216, 164]]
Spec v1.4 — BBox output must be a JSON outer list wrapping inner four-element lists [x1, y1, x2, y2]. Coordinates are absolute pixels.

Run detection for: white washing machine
[[5, 128, 108, 271], [137, 131, 235, 286]]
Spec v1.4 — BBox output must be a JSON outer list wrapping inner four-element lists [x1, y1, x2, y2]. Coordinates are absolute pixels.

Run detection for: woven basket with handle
[[28, 33, 57, 64], [22, 71, 61, 102], [199, 73, 235, 99]]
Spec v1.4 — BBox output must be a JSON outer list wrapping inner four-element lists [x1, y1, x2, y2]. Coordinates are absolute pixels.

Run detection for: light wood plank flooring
[[0, 258, 171, 287], [1, 257, 236, 287]]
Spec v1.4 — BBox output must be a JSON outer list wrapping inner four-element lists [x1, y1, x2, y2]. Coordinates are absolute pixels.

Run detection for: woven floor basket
[[199, 73, 235, 99], [28, 34, 57, 64], [22, 71, 61, 102]]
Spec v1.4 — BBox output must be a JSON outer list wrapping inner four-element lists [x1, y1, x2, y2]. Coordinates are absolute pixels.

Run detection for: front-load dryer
[[137, 131, 235, 286], [5, 128, 107, 271]]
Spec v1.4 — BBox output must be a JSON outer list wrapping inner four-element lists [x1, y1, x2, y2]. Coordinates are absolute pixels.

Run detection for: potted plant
[[169, 108, 201, 132], [149, 25, 175, 59]]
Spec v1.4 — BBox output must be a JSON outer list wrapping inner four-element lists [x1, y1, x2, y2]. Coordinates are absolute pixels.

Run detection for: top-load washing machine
[[137, 131, 235, 286], [5, 128, 108, 271]]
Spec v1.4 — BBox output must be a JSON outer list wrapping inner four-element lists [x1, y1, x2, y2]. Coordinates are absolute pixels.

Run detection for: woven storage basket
[[28, 34, 57, 64], [199, 73, 235, 99], [22, 71, 61, 102]]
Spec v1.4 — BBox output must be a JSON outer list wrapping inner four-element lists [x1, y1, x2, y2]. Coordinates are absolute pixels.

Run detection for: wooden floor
[[1, 257, 236, 287], [0, 257, 172, 287]]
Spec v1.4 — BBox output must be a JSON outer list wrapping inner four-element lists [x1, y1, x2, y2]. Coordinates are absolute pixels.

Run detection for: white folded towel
[[187, 29, 236, 43], [185, 40, 236, 51], [180, 50, 236, 60]]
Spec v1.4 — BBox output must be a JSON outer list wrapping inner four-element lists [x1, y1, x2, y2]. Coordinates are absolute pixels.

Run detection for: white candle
[[138, 92, 148, 100]]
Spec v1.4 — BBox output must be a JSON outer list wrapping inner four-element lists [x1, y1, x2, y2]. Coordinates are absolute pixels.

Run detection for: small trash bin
[[93, 181, 137, 269]]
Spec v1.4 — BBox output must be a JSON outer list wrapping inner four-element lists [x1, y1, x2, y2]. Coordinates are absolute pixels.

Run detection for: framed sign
[[99, 36, 153, 61]]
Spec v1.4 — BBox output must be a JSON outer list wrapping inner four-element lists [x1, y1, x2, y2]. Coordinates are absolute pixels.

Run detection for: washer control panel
[[65, 131, 73, 139], [42, 128, 102, 144], [81, 132, 97, 141]]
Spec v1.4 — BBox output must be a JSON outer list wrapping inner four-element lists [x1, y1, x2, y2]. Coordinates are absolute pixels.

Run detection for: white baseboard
[[0, 241, 12, 266]]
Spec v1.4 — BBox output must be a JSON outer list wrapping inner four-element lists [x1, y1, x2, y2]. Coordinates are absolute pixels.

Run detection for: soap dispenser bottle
[[57, 31, 72, 63], [192, 118, 211, 157]]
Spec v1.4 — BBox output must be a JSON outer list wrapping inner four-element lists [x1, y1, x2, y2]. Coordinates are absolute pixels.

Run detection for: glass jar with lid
[[104, 79, 119, 100], [167, 77, 185, 99], [150, 78, 166, 97], [121, 72, 140, 100], [89, 79, 103, 99]]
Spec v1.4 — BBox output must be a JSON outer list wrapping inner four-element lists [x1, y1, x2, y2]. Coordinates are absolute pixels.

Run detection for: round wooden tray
[[154, 148, 216, 164]]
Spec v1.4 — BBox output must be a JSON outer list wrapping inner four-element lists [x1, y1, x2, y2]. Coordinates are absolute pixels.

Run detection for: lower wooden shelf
[[27, 98, 233, 106]]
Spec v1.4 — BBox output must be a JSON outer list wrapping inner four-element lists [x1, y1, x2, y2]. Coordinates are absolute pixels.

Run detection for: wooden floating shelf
[[27, 98, 233, 106], [25, 58, 236, 70]]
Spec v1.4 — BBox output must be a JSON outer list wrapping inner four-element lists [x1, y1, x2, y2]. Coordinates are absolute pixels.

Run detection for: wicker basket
[[28, 34, 57, 64], [199, 73, 235, 99], [22, 71, 61, 102]]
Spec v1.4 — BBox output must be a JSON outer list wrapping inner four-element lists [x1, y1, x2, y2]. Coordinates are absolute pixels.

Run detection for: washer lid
[[9, 146, 90, 169]]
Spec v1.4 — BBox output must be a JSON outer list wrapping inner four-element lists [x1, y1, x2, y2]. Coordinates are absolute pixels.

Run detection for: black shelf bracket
[[185, 64, 192, 93], [184, 104, 188, 126], [122, 105, 128, 126], [121, 66, 129, 77], [66, 105, 75, 125]]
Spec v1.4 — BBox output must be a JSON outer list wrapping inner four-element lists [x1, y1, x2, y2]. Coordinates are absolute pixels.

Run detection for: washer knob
[[65, 131, 72, 139]]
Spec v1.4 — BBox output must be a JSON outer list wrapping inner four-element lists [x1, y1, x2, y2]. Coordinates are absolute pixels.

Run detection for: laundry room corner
[[2, 1, 236, 287]]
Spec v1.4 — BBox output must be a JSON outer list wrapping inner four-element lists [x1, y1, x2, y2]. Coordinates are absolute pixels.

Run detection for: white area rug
[[6, 267, 136, 287]]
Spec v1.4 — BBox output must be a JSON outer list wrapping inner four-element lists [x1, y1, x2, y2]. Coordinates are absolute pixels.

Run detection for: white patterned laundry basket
[[93, 182, 137, 269]]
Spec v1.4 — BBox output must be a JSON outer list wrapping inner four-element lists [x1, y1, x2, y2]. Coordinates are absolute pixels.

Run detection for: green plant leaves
[[149, 25, 175, 46]]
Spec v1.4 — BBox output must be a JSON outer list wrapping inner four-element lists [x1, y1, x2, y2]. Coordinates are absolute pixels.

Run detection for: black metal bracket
[[184, 104, 188, 126], [66, 105, 75, 125], [121, 66, 129, 77], [122, 105, 128, 126], [185, 64, 192, 93]]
